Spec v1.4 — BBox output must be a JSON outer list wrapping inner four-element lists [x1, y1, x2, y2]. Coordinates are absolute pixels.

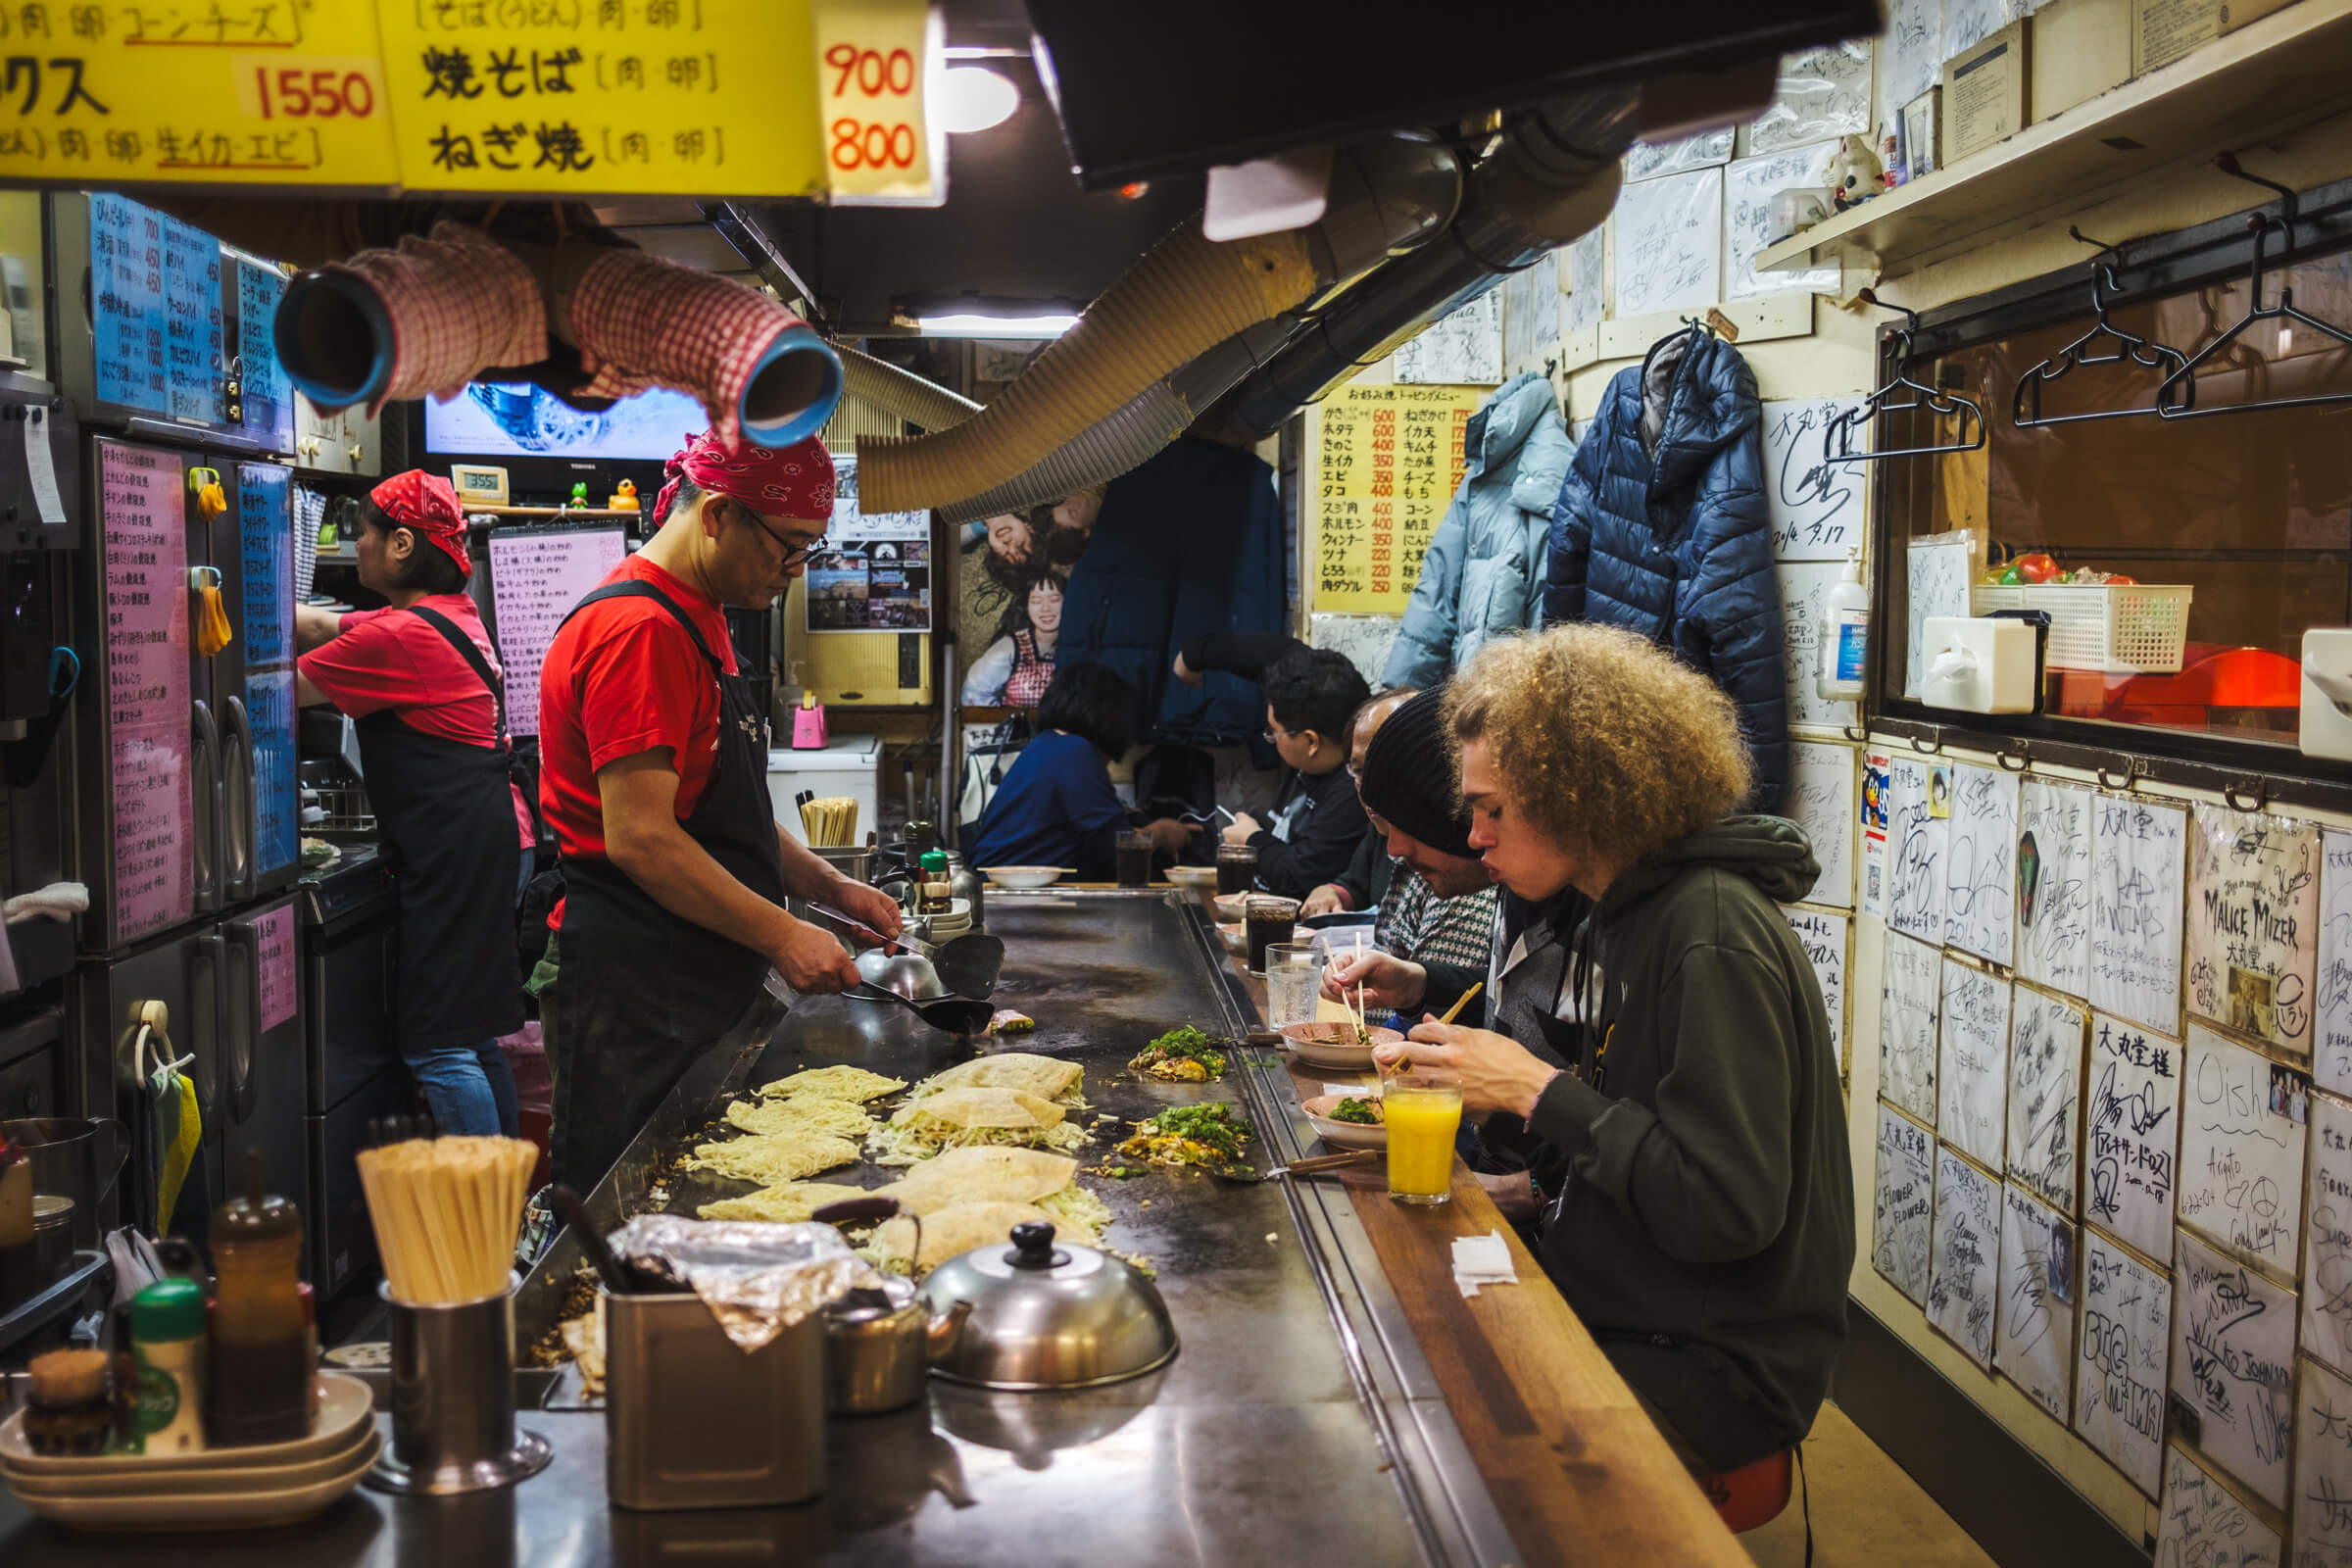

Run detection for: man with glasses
[[1218, 649, 1371, 899], [532, 431, 904, 1191]]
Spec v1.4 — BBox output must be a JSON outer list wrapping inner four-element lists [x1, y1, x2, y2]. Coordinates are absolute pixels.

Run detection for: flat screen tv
[[415, 380, 708, 505]]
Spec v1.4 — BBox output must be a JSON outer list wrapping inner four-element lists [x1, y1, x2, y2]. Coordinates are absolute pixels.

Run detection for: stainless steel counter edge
[[1176, 901, 1524, 1568]]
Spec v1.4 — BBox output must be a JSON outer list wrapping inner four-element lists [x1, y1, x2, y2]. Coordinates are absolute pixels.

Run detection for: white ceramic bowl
[[2, 1430, 378, 1531], [1165, 865, 1217, 889], [1279, 1020, 1404, 1071], [1302, 1094, 1388, 1151], [981, 866, 1066, 890], [0, 1371, 375, 1477]]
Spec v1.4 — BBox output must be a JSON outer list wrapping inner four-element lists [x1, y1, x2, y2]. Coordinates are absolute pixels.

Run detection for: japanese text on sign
[[1312, 382, 1482, 615], [101, 440, 194, 942], [486, 528, 626, 737]]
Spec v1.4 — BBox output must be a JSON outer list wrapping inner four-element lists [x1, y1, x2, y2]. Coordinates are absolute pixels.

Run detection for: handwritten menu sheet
[[1763, 400, 1866, 563], [486, 528, 627, 739], [2322, 830, 2352, 1096], [2020, 779, 2097, 1000], [1788, 742, 1856, 909], [2008, 987, 2086, 1214], [1725, 145, 1844, 300], [1313, 383, 1482, 614], [1777, 560, 1860, 733], [2293, 1354, 2352, 1566], [101, 441, 195, 944], [1876, 1103, 1936, 1304], [2180, 1023, 2308, 1273], [1611, 167, 1723, 320], [2304, 1095, 2352, 1380], [1882, 932, 1943, 1124], [1786, 906, 1850, 1063], [1624, 130, 1735, 183], [1887, 756, 1948, 945], [1393, 292, 1502, 386], [1941, 958, 2013, 1169], [1996, 1183, 2078, 1422], [1930, 1145, 2001, 1368], [2188, 807, 2322, 1058], [1947, 762, 2021, 967], [2156, 1443, 2281, 1568], [2092, 796, 2189, 1037], [2077, 1231, 2171, 1498], [2086, 1013, 2184, 1260], [253, 904, 298, 1034], [2173, 1229, 2298, 1510], [1561, 231, 1605, 337]]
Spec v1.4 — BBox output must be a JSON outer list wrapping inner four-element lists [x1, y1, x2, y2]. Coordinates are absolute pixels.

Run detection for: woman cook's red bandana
[[370, 469, 470, 575]]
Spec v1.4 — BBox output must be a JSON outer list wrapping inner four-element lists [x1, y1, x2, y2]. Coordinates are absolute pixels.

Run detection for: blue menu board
[[247, 669, 298, 878], [88, 193, 224, 425], [235, 259, 291, 447], [237, 464, 291, 667]]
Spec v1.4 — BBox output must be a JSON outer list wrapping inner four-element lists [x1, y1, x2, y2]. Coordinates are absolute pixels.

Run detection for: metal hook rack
[[2011, 247, 2194, 427], [1826, 291, 1988, 465], [2154, 154, 2352, 419]]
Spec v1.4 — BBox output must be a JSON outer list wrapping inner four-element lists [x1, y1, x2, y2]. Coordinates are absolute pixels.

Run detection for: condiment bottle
[[0, 1143, 31, 1311], [23, 1348, 113, 1457], [206, 1151, 312, 1445], [918, 850, 953, 915], [129, 1279, 209, 1455]]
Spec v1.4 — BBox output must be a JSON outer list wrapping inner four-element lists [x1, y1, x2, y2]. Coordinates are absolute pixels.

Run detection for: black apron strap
[[561, 580, 723, 670], [404, 604, 511, 750]]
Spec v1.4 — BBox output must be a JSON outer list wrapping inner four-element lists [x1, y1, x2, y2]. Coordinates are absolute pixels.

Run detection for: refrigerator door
[[68, 929, 224, 1236], [232, 460, 298, 897], [220, 896, 305, 1210], [77, 437, 200, 952]]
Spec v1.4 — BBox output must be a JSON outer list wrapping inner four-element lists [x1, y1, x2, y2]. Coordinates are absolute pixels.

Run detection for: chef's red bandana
[[368, 470, 470, 575], [653, 431, 836, 527]]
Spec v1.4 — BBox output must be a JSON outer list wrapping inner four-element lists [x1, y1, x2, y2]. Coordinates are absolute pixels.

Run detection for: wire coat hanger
[[2011, 258, 2192, 427], [2156, 154, 2352, 420], [1826, 290, 1987, 465]]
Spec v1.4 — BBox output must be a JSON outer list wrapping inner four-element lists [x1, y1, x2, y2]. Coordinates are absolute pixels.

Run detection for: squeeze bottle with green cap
[[128, 1279, 208, 1455], [1818, 548, 1869, 703]]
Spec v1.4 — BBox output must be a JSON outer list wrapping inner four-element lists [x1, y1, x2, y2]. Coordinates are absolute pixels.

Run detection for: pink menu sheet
[[102, 442, 193, 943], [252, 904, 297, 1033], [487, 529, 628, 738]]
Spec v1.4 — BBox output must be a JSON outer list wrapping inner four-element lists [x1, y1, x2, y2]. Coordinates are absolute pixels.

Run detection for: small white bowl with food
[[1278, 1020, 1405, 1071], [1302, 1093, 1388, 1151], [981, 865, 1068, 890], [1165, 865, 1217, 890]]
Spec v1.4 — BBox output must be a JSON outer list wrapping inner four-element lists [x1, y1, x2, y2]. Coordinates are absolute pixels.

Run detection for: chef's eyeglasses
[[729, 499, 824, 566]]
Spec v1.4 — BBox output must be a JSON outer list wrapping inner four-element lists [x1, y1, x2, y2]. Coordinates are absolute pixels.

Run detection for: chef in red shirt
[[535, 430, 903, 1190], [294, 470, 529, 1137]]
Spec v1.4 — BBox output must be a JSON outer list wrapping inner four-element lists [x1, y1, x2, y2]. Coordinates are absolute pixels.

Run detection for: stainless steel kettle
[[824, 1275, 973, 1415]]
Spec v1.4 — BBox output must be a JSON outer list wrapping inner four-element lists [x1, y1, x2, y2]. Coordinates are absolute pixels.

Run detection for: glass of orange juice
[[1384, 1068, 1461, 1205]]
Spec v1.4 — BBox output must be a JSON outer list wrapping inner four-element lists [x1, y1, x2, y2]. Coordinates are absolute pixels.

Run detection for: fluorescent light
[[935, 68, 1019, 134], [915, 312, 1081, 339]]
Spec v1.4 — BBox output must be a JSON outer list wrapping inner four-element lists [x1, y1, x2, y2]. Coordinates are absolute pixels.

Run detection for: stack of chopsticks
[[796, 791, 858, 847], [357, 1135, 537, 1304]]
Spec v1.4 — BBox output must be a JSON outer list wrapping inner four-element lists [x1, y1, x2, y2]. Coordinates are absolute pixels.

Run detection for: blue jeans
[[409, 1041, 519, 1137]]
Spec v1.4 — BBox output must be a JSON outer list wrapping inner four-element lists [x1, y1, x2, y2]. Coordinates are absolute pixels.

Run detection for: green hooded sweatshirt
[[1527, 815, 1855, 1471]]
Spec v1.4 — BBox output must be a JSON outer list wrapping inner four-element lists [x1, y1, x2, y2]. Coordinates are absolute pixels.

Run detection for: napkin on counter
[[1451, 1229, 1518, 1298]]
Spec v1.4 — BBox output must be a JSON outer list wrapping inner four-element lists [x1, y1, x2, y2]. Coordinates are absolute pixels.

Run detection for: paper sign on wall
[[1881, 932, 1942, 1125], [2091, 795, 2188, 1037], [1875, 1102, 1936, 1304], [1394, 292, 1502, 385], [2075, 1231, 2169, 1499], [101, 441, 194, 945], [486, 529, 628, 738], [1561, 229, 1605, 336], [2008, 987, 2086, 1215], [253, 905, 298, 1034], [2155, 1443, 2281, 1568], [2186, 806, 2321, 1057], [1887, 755, 1948, 947], [1611, 166, 1723, 319], [1861, 750, 1891, 918], [2084, 1012, 2182, 1261], [1940, 957, 2011, 1171], [2179, 1023, 2307, 1274], [1624, 130, 1735, 183], [1930, 1144, 2001, 1368], [2172, 1229, 2298, 1510], [2320, 828, 2352, 1096], [1785, 906, 1850, 1064], [1905, 533, 1975, 700], [1311, 383, 1481, 615], [1946, 762, 2020, 968], [1762, 399, 1866, 562], [1725, 144, 1843, 300], [1996, 1183, 2077, 1423], [1788, 742, 1856, 910], [2292, 1355, 2352, 1567], [1777, 559, 1861, 734], [2301, 1094, 2352, 1380], [2019, 779, 2096, 1000]]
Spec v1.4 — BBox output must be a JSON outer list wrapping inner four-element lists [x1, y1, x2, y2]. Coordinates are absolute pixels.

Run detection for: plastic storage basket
[[1969, 583, 2193, 674]]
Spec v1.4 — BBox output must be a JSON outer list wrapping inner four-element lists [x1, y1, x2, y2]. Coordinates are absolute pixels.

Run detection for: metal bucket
[[809, 845, 875, 883], [1, 1118, 122, 1250]]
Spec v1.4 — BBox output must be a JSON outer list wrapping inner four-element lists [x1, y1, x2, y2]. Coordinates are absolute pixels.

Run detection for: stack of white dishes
[[0, 1371, 378, 1531]]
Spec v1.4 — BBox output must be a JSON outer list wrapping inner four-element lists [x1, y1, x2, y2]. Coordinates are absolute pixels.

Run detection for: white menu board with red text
[[101, 441, 194, 944]]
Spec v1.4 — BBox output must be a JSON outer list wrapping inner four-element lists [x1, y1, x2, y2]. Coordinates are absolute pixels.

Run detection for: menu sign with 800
[[1312, 383, 1482, 615]]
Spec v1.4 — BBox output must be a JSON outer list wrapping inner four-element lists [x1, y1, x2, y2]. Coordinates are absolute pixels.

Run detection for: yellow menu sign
[[375, 0, 830, 198], [1312, 382, 1481, 614], [0, 3, 401, 189], [810, 0, 937, 204]]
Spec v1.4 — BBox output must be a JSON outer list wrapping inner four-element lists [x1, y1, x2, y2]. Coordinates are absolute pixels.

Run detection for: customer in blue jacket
[[964, 663, 1193, 880], [1544, 324, 1787, 811], [1384, 371, 1573, 689]]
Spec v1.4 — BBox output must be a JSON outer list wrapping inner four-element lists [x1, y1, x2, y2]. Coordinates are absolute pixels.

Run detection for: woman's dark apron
[[545, 580, 787, 1191], [355, 606, 523, 1054]]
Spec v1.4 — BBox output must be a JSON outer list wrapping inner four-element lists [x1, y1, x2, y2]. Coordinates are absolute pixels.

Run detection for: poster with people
[[957, 487, 1102, 707], [808, 455, 932, 632]]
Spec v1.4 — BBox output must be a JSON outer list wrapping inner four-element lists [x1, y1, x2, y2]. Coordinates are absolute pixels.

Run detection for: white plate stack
[[0, 1371, 379, 1531]]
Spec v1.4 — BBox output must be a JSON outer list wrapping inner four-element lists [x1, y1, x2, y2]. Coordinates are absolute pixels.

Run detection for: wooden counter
[[1209, 911, 1750, 1568]]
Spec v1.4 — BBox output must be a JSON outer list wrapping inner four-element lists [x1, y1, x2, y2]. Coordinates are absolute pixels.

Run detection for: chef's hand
[[1172, 652, 1205, 688], [830, 878, 904, 943], [1300, 883, 1350, 918], [1476, 1170, 1540, 1222], [772, 917, 861, 995], [1323, 948, 1425, 1011], [1375, 1021, 1560, 1119], [1142, 817, 1194, 855], [1220, 813, 1260, 846]]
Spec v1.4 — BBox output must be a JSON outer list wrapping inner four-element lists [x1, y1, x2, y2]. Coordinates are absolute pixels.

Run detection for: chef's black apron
[[545, 580, 788, 1191], [355, 605, 524, 1052]]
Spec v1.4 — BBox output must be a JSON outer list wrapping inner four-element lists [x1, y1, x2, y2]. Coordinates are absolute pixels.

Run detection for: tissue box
[[1921, 616, 2038, 713]]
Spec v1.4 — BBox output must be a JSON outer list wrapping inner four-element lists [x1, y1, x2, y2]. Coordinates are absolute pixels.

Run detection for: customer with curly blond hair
[[1329, 623, 1852, 1475]]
